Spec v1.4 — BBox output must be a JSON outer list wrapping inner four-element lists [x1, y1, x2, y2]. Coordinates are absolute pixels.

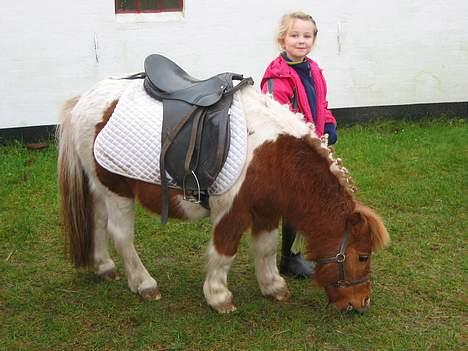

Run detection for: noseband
[[316, 227, 370, 288]]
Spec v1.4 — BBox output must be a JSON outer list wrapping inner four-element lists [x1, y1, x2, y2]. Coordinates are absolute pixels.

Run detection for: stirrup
[[182, 170, 201, 203]]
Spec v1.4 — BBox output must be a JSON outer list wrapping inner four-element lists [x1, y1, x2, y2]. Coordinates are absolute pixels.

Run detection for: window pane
[[141, 0, 159, 11], [117, 0, 138, 11], [162, 0, 181, 9], [116, 0, 182, 13]]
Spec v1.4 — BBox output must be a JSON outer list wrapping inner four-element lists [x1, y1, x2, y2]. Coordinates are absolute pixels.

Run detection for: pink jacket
[[260, 55, 336, 136]]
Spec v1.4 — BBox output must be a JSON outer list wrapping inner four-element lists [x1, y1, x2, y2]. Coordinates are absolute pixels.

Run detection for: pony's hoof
[[98, 269, 119, 281], [140, 287, 162, 301], [268, 287, 290, 302], [213, 301, 237, 314], [273, 288, 289, 302]]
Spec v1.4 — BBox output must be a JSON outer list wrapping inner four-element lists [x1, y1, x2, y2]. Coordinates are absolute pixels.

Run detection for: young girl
[[260, 11, 338, 278]]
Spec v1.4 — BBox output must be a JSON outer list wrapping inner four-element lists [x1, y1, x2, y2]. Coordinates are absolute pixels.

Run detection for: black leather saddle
[[142, 54, 253, 223]]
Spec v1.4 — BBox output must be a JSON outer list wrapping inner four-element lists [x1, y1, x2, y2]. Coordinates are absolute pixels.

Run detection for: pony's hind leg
[[92, 193, 117, 281], [104, 191, 160, 300], [251, 228, 290, 302]]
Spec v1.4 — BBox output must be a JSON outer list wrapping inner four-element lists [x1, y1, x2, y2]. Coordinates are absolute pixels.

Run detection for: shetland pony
[[57, 78, 389, 314]]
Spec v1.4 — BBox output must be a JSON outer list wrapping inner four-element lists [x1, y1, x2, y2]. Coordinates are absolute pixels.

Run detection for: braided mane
[[307, 133, 358, 194]]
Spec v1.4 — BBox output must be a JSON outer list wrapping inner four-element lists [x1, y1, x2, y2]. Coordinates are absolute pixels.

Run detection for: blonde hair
[[276, 11, 318, 50]]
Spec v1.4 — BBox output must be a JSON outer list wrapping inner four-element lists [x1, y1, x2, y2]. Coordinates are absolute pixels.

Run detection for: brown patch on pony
[[129, 181, 188, 220], [213, 198, 254, 256], [93, 100, 188, 220], [276, 135, 356, 249], [58, 96, 95, 268]]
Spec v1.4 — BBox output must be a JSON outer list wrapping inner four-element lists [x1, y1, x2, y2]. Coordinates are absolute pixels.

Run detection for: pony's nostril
[[346, 303, 353, 312], [364, 296, 371, 308]]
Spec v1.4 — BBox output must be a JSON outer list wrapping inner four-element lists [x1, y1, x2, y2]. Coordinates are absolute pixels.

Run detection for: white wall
[[1, 0, 467, 129]]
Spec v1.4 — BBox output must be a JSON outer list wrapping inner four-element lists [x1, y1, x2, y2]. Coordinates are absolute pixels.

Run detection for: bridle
[[315, 226, 370, 288]]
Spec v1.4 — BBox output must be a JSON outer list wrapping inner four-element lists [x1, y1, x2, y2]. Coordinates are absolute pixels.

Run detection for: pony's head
[[312, 204, 390, 313]]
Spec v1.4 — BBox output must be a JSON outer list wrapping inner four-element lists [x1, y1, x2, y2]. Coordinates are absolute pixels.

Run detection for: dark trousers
[[281, 222, 297, 257]]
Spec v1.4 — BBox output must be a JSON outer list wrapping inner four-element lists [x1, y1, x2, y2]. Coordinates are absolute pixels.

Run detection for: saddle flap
[[162, 96, 232, 191]]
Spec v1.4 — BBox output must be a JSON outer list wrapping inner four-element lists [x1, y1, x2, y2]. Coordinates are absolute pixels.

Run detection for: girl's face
[[282, 19, 316, 61]]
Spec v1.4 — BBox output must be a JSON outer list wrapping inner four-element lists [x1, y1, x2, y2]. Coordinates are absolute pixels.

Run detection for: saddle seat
[[144, 54, 240, 106]]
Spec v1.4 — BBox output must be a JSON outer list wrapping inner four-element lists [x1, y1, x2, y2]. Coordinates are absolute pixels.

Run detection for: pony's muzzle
[[336, 295, 371, 314], [350, 296, 371, 314]]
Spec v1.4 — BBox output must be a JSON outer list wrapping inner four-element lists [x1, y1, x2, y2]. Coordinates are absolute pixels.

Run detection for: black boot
[[279, 222, 314, 279]]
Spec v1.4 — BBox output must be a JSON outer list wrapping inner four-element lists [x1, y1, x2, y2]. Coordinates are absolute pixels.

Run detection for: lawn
[[0, 119, 466, 350]]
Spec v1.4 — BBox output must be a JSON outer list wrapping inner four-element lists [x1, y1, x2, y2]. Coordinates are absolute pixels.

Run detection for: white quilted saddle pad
[[94, 79, 247, 195]]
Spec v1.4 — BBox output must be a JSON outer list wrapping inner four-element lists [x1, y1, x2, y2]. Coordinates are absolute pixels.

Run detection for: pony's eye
[[359, 255, 369, 262]]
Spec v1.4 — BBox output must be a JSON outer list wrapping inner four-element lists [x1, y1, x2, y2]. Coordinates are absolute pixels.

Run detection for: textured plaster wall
[[1, 0, 467, 128]]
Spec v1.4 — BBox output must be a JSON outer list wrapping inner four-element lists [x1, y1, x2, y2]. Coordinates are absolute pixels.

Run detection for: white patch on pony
[[251, 229, 288, 298], [175, 195, 209, 220], [203, 241, 236, 310], [101, 182, 158, 295], [242, 86, 315, 142]]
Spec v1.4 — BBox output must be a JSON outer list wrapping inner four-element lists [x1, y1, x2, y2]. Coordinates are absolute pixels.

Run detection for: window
[[115, 0, 183, 14]]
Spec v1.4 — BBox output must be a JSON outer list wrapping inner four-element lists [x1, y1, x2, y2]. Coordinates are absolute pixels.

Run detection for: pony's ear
[[348, 211, 362, 226], [353, 205, 390, 251]]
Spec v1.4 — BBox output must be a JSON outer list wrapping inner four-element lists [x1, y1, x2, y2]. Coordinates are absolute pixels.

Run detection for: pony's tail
[[57, 97, 95, 269]]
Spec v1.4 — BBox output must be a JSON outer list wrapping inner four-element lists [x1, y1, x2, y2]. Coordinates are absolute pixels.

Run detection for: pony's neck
[[272, 135, 355, 260]]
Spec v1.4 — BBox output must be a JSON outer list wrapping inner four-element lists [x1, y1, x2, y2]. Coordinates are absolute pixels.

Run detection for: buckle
[[336, 253, 346, 263], [335, 280, 348, 288]]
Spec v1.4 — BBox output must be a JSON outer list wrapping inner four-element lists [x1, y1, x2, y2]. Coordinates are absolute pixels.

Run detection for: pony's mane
[[238, 86, 357, 194], [305, 134, 358, 194]]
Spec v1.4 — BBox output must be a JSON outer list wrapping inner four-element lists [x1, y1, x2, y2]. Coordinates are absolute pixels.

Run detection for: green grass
[[1, 119, 466, 350]]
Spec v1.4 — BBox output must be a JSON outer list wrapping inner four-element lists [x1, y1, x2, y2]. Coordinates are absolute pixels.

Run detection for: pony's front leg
[[251, 229, 290, 302], [203, 240, 237, 313], [203, 208, 248, 313], [105, 193, 160, 300]]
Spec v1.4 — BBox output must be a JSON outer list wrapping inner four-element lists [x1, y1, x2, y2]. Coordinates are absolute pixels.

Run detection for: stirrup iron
[[183, 170, 201, 203]]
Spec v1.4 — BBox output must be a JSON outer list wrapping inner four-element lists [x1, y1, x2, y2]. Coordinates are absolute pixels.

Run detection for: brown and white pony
[[57, 77, 389, 314]]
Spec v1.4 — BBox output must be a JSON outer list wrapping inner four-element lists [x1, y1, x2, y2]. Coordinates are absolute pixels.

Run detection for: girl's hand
[[324, 123, 338, 145]]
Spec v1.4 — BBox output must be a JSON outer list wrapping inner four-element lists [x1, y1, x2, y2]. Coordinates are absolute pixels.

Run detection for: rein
[[315, 226, 370, 288]]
